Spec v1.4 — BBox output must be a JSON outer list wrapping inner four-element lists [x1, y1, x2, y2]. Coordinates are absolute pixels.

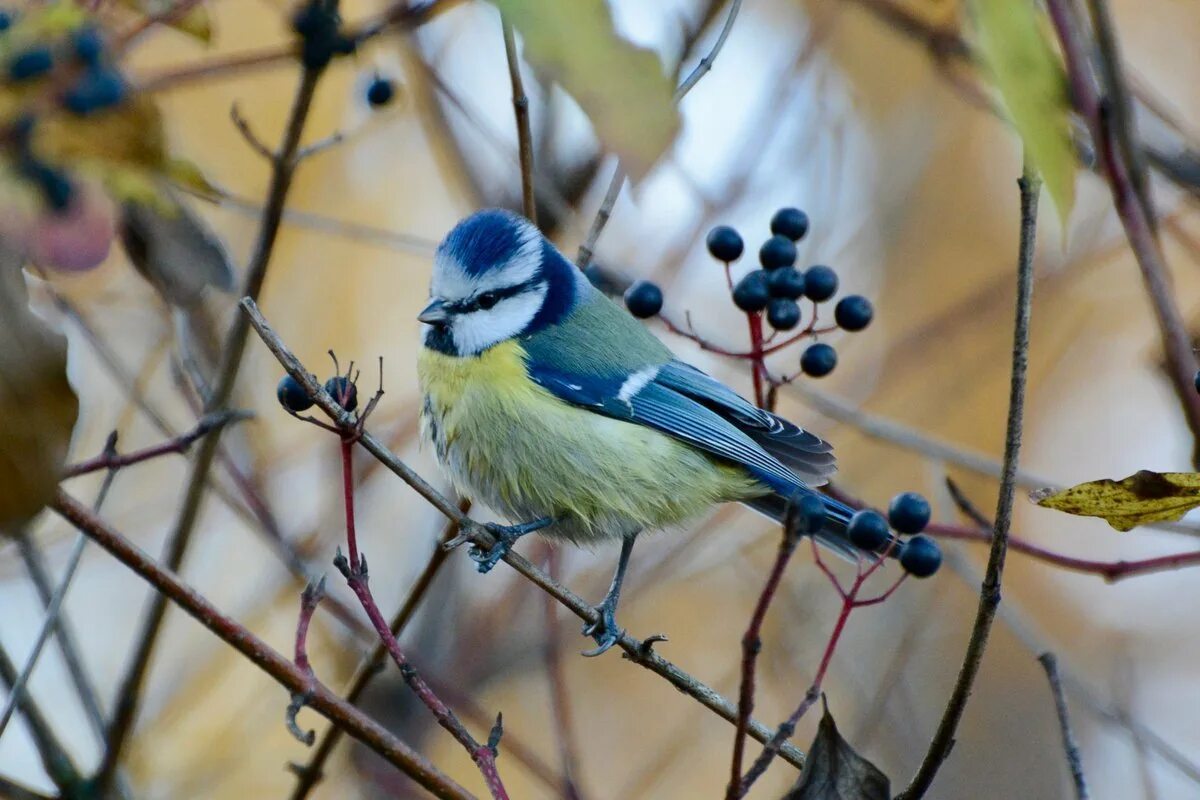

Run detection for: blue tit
[[417, 209, 889, 655]]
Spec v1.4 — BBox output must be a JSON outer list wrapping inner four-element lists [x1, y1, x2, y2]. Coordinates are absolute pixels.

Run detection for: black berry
[[759, 235, 797, 270], [899, 534, 942, 578], [73, 27, 104, 65], [9, 47, 53, 81], [706, 225, 744, 262], [766, 298, 800, 331], [324, 376, 359, 412], [888, 492, 931, 534], [732, 270, 770, 313], [771, 207, 809, 241], [766, 266, 805, 300], [792, 493, 827, 534], [1195, 370, 1200, 395], [366, 75, 395, 107], [800, 343, 837, 377], [803, 265, 838, 302], [834, 295, 873, 331], [0, 10, 12, 32], [624, 280, 663, 318], [277, 375, 313, 412], [847, 510, 890, 551], [63, 67, 126, 115]]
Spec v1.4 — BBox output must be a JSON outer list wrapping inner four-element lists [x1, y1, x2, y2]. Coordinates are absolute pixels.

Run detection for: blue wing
[[526, 360, 834, 492]]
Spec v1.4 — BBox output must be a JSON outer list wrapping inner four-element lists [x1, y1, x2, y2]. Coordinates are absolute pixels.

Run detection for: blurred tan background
[[4, 0, 1200, 797]]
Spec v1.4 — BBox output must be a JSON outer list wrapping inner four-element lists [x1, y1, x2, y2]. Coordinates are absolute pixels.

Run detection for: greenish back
[[518, 283, 671, 377]]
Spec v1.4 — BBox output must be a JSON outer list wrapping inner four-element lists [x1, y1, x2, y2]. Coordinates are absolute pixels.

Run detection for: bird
[[416, 209, 892, 656]]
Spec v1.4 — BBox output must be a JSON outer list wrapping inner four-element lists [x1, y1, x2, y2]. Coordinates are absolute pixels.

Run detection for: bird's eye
[[477, 291, 499, 310]]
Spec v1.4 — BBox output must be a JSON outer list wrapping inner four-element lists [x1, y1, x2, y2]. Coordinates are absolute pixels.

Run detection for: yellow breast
[[417, 340, 764, 543]]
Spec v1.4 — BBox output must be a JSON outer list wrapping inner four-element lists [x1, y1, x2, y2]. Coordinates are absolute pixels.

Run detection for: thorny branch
[[897, 160, 1041, 800]]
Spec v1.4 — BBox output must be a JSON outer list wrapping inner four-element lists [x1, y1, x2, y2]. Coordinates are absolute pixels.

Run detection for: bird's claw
[[581, 604, 623, 657], [467, 518, 554, 574]]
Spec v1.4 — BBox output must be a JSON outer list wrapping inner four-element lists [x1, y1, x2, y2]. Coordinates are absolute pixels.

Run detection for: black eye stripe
[[447, 278, 541, 314]]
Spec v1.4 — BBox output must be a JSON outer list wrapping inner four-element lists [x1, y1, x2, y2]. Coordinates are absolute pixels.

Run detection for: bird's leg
[[467, 517, 555, 574], [582, 531, 639, 657]]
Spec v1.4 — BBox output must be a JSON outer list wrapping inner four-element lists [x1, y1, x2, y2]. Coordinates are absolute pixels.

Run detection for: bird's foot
[[465, 517, 554, 574], [581, 601, 624, 658]]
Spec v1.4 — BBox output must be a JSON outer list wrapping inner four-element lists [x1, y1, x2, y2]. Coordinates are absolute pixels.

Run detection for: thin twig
[[501, 16, 537, 224], [0, 640, 83, 797], [1046, 0, 1200, 466], [62, 412, 245, 478], [0, 535, 87, 738], [897, 160, 1040, 800], [726, 508, 803, 799], [576, 0, 742, 267], [15, 533, 107, 742], [241, 297, 809, 771], [288, 509, 464, 799], [542, 550, 586, 800], [50, 490, 473, 800], [1038, 653, 1090, 800], [94, 51, 330, 798]]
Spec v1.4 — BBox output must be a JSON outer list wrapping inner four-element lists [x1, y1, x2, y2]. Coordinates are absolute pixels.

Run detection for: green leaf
[[784, 701, 890, 800], [489, 0, 680, 180], [970, 0, 1076, 226], [1034, 470, 1200, 531]]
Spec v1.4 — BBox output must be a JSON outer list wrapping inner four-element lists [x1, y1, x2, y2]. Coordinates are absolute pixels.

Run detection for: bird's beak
[[418, 298, 449, 324]]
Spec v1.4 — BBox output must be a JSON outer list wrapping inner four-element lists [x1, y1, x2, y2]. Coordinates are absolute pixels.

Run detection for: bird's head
[[420, 209, 580, 356]]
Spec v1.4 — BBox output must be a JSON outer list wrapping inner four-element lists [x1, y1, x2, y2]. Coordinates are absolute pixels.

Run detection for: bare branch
[[1039, 653, 1090, 800]]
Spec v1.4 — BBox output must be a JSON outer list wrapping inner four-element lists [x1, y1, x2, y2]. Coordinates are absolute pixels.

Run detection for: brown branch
[[1046, 0, 1200, 466], [501, 16, 537, 224], [93, 46, 331, 797], [1038, 653, 1090, 800], [50, 490, 473, 800], [62, 411, 245, 478], [897, 161, 1040, 800], [240, 297, 810, 771]]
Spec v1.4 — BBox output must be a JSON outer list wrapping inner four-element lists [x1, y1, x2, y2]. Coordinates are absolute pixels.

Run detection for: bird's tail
[[742, 487, 897, 561]]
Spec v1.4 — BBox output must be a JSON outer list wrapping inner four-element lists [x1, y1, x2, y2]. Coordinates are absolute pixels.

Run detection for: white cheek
[[452, 288, 546, 355]]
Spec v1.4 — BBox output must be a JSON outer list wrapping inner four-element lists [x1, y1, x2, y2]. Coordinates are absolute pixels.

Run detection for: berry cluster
[[5, 24, 127, 116], [623, 207, 876, 381], [846, 492, 941, 577], [277, 373, 359, 414]]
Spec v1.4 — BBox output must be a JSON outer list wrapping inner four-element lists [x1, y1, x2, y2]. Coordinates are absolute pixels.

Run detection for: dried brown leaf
[[784, 702, 890, 800]]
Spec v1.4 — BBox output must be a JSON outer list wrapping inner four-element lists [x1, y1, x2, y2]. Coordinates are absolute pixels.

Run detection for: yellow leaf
[[116, 0, 215, 45], [0, 245, 79, 528], [37, 94, 166, 168], [970, 0, 1076, 226], [166, 157, 222, 199], [1034, 470, 1200, 531], [489, 0, 680, 181]]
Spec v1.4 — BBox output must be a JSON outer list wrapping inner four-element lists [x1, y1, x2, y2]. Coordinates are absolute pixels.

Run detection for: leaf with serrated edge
[[0, 245, 79, 530], [489, 0, 680, 181], [784, 701, 890, 800], [1035, 470, 1200, 531], [971, 0, 1076, 227]]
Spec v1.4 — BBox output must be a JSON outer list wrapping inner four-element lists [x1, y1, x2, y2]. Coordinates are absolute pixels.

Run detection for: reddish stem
[[738, 539, 903, 794], [748, 312, 766, 409], [725, 525, 802, 799], [337, 434, 509, 799], [63, 413, 236, 477], [341, 438, 360, 571]]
